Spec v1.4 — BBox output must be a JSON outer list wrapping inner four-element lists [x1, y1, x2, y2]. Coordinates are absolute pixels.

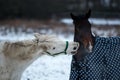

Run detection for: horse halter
[[46, 41, 69, 56]]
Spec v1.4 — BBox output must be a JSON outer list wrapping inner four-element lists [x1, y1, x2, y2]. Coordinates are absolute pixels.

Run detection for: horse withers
[[0, 33, 79, 80], [70, 9, 120, 80]]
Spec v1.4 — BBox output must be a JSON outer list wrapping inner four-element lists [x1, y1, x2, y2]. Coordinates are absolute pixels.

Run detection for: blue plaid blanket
[[70, 37, 120, 80]]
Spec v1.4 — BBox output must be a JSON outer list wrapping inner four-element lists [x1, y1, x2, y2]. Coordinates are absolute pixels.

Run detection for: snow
[[61, 18, 120, 25], [21, 55, 72, 80]]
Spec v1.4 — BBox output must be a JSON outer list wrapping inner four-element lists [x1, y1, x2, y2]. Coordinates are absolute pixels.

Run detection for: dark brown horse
[[70, 9, 95, 61], [70, 9, 120, 80]]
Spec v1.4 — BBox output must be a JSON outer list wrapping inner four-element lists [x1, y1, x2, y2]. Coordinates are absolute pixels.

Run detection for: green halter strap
[[46, 41, 69, 56]]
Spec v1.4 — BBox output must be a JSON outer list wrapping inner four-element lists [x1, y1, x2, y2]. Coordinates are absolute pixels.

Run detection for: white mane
[[34, 33, 59, 42]]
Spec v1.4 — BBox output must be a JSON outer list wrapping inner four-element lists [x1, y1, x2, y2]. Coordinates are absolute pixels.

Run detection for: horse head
[[34, 33, 79, 56], [70, 9, 95, 61]]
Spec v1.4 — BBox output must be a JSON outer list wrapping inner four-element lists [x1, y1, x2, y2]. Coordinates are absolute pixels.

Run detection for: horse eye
[[53, 47, 56, 50]]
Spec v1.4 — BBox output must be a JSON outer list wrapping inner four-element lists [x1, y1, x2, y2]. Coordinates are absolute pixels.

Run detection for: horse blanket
[[70, 37, 120, 80]]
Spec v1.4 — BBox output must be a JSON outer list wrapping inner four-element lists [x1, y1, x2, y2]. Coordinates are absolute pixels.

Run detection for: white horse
[[0, 33, 79, 80]]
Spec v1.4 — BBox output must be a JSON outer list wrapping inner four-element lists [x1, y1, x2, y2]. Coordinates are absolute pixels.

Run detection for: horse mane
[[2, 33, 58, 48], [34, 33, 59, 42]]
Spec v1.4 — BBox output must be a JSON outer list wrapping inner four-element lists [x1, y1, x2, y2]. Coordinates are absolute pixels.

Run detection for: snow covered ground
[[22, 55, 72, 80], [0, 18, 119, 80]]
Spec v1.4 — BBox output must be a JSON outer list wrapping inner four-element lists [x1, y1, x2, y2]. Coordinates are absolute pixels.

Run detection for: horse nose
[[73, 47, 77, 50], [73, 42, 79, 50]]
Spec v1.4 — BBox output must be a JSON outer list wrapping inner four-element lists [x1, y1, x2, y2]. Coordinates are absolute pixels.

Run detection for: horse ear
[[70, 13, 77, 20], [85, 9, 91, 18], [34, 33, 41, 39]]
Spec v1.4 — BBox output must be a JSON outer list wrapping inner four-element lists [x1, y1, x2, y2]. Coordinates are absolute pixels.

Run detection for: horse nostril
[[73, 47, 77, 50]]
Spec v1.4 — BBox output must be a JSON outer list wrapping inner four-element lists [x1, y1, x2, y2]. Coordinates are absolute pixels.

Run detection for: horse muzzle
[[71, 42, 79, 55]]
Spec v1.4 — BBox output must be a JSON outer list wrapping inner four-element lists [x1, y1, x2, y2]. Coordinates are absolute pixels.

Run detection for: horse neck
[[4, 39, 44, 70]]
